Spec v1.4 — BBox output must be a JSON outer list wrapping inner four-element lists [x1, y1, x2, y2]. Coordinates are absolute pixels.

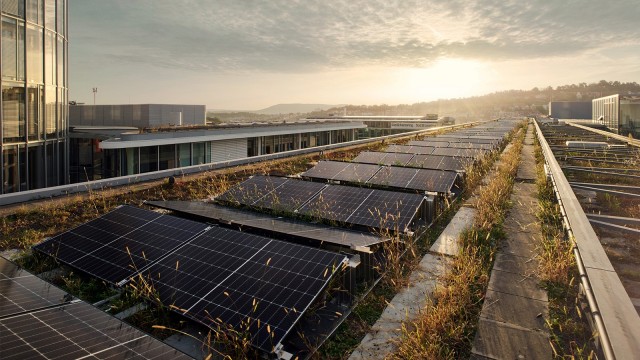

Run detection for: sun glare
[[398, 58, 490, 102]]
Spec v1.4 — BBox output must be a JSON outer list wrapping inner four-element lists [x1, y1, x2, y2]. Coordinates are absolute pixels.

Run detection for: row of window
[[2, 16, 66, 85], [2, 83, 66, 143], [1, 0, 65, 35], [1, 140, 65, 193], [70, 141, 212, 182]]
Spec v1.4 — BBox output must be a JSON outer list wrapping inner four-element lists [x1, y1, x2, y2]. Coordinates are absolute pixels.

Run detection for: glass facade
[[1, 0, 67, 193]]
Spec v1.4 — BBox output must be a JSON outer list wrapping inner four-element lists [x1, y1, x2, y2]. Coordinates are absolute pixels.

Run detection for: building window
[[192, 142, 205, 165], [139, 146, 158, 173], [2, 84, 26, 143], [178, 143, 191, 167], [26, 23, 43, 84], [44, 0, 55, 30], [26, 0, 44, 25], [2, 146, 21, 193], [122, 147, 139, 175], [27, 86, 42, 140], [1, 0, 25, 17], [159, 144, 176, 170]]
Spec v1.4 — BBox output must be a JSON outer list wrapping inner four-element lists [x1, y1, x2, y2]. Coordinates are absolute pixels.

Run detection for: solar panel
[[334, 163, 382, 183], [385, 144, 435, 155], [409, 140, 495, 150], [0, 301, 191, 359], [431, 147, 486, 158], [298, 185, 373, 223], [367, 167, 458, 193], [33, 206, 209, 285], [142, 227, 347, 354], [216, 176, 288, 205], [409, 140, 449, 147], [301, 161, 381, 183], [146, 201, 388, 250], [346, 190, 423, 232], [300, 161, 351, 180], [252, 178, 326, 212], [298, 185, 425, 232], [367, 166, 419, 190], [352, 151, 388, 165], [0, 257, 70, 318], [380, 152, 414, 166], [406, 155, 471, 171]]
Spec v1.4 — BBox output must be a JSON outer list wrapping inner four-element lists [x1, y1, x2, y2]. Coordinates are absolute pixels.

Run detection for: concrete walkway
[[471, 123, 551, 359]]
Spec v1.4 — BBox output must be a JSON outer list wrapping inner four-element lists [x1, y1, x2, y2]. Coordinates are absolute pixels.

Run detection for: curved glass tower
[[1, 0, 67, 193]]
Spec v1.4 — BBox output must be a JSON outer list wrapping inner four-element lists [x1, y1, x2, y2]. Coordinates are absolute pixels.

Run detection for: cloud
[[70, 0, 640, 73]]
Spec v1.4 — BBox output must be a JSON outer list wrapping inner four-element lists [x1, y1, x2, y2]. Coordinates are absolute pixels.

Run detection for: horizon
[[70, 1, 640, 110]]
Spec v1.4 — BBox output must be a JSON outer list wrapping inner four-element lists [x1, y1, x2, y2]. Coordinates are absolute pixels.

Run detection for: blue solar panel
[[33, 206, 209, 285], [142, 227, 347, 354]]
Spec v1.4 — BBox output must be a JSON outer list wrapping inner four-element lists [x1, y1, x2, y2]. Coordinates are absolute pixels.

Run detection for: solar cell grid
[[352, 151, 388, 165], [333, 163, 381, 183], [408, 169, 458, 193], [380, 152, 414, 166], [252, 179, 326, 212], [367, 166, 418, 190], [144, 227, 346, 353], [406, 155, 471, 171], [346, 190, 423, 231], [33, 206, 209, 285], [216, 176, 288, 206], [385, 145, 434, 155], [0, 301, 191, 359], [0, 258, 70, 319], [431, 147, 486, 158], [367, 167, 458, 193], [298, 185, 373, 223], [300, 161, 351, 180]]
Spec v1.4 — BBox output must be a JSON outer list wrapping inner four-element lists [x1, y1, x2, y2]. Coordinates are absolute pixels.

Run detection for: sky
[[69, 0, 640, 110]]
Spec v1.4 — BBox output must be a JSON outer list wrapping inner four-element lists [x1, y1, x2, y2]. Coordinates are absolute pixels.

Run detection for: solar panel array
[[352, 151, 414, 166], [406, 154, 472, 171], [300, 161, 381, 183], [385, 144, 435, 155], [146, 200, 388, 249], [298, 184, 424, 232], [368, 167, 459, 193], [143, 226, 347, 353], [431, 147, 487, 158], [1, 301, 192, 360], [409, 140, 496, 150], [0, 257, 191, 359], [0, 257, 70, 318], [216, 176, 289, 206], [34, 205, 209, 285], [252, 178, 326, 212]]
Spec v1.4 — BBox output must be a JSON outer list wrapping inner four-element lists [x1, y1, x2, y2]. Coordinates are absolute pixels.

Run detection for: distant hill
[[254, 103, 342, 115]]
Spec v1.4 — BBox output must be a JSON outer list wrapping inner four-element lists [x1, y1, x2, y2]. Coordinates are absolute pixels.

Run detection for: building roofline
[[99, 122, 365, 149]]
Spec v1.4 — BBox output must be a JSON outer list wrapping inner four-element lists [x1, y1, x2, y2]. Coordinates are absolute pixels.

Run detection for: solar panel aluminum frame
[[145, 201, 389, 254]]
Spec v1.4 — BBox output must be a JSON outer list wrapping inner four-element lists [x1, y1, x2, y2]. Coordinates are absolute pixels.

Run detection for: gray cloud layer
[[71, 0, 640, 72]]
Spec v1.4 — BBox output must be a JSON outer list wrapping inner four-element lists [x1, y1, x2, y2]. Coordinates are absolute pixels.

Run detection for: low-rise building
[[306, 115, 439, 137], [549, 101, 592, 119], [592, 94, 640, 137], [70, 121, 364, 181], [69, 104, 206, 128]]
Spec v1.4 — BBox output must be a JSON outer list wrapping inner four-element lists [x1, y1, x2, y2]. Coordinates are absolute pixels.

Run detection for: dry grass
[[533, 136, 598, 359], [391, 121, 527, 359]]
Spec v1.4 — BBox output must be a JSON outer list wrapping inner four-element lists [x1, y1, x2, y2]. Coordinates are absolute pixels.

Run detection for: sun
[[397, 58, 491, 102]]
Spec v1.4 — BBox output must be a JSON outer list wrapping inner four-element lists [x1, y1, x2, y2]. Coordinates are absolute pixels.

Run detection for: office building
[[1, 0, 68, 193], [592, 94, 640, 137]]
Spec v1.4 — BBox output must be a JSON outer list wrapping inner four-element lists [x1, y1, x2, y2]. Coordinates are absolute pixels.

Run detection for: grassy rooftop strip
[[320, 121, 526, 358], [533, 135, 598, 358], [390, 121, 527, 358]]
